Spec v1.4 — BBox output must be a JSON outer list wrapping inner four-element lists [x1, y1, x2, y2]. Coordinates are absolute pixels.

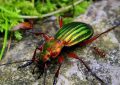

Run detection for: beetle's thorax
[[40, 39, 64, 62]]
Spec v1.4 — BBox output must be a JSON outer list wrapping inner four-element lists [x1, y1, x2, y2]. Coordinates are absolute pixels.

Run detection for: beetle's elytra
[[55, 22, 94, 46]]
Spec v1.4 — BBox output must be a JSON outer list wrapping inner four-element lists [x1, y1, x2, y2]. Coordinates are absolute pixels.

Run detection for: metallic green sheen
[[55, 22, 94, 46]]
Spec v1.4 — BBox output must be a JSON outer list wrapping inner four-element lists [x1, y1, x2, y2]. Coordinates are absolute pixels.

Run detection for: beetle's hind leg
[[79, 25, 120, 46], [90, 46, 106, 58], [67, 52, 105, 84]]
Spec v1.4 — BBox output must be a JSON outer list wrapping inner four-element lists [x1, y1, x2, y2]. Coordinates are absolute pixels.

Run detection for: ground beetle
[[0, 16, 119, 85]]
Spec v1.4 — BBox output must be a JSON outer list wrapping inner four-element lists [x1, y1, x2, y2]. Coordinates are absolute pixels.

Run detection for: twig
[[19, 0, 84, 19]]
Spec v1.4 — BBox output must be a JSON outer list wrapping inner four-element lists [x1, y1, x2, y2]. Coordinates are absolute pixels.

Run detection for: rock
[[0, 0, 120, 85]]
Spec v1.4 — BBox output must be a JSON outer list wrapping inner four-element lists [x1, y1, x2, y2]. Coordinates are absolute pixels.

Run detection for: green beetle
[[0, 18, 119, 85]]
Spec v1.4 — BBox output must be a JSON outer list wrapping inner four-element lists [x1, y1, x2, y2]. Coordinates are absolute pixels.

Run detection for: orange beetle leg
[[32, 44, 45, 62], [18, 44, 44, 69], [79, 25, 119, 46], [59, 16, 63, 28], [53, 56, 64, 85], [12, 22, 33, 31], [79, 34, 103, 46], [37, 45, 44, 51], [91, 46, 106, 58], [67, 52, 105, 84], [31, 32, 54, 41]]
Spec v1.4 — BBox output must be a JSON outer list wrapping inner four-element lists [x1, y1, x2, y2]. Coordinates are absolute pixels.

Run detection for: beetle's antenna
[[0, 59, 32, 66]]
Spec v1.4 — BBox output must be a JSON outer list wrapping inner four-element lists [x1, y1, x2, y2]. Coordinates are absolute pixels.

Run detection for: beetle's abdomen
[[55, 22, 93, 46]]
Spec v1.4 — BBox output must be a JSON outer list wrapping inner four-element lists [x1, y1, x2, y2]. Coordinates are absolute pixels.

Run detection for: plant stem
[[19, 0, 84, 19], [31, 0, 35, 7], [4, 33, 12, 58], [0, 19, 8, 60]]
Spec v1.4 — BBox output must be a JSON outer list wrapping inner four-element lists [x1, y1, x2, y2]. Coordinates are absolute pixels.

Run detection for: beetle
[[0, 17, 120, 85]]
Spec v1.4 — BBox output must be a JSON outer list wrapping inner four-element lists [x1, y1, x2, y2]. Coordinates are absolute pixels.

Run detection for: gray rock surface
[[0, 0, 120, 85]]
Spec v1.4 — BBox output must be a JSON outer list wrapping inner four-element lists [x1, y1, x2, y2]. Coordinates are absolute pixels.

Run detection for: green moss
[[0, 0, 91, 60]]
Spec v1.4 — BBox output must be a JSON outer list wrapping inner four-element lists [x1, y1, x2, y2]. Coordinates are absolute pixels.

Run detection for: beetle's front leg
[[36, 63, 48, 85], [67, 52, 105, 84], [17, 61, 33, 69], [32, 45, 44, 61], [53, 56, 64, 85], [18, 44, 44, 69], [31, 32, 54, 41]]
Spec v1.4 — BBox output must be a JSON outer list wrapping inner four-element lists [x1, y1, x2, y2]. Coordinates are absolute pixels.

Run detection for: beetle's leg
[[31, 32, 54, 41], [31, 46, 43, 71], [12, 20, 33, 31], [36, 63, 48, 84], [33, 63, 45, 79], [79, 35, 103, 46], [79, 25, 120, 46], [32, 44, 44, 60], [67, 52, 105, 84], [18, 45, 38, 69], [17, 60, 33, 69], [32, 62, 42, 75], [32, 65, 36, 74], [43, 63, 48, 85], [90, 46, 106, 58], [59, 16, 63, 28], [53, 56, 64, 85], [18, 45, 43, 69], [53, 64, 62, 85], [18, 47, 37, 69]]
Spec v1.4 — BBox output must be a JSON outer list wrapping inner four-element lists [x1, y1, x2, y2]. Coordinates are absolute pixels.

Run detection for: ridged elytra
[[55, 22, 93, 46]]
